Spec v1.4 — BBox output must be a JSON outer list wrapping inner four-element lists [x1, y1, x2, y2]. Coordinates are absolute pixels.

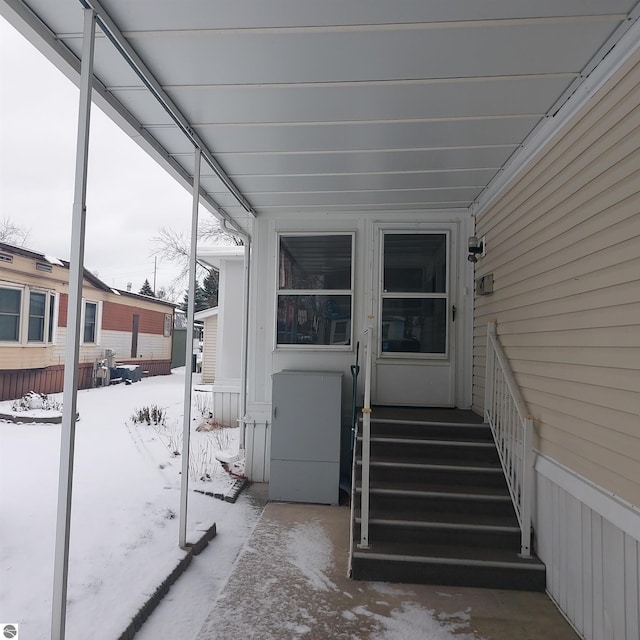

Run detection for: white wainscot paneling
[[211, 384, 240, 429], [535, 455, 640, 640], [243, 416, 271, 483]]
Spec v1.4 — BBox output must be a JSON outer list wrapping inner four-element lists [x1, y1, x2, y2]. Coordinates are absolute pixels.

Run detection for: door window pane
[[381, 298, 447, 354], [384, 234, 447, 293], [28, 291, 46, 342], [277, 295, 351, 345], [0, 288, 21, 341]]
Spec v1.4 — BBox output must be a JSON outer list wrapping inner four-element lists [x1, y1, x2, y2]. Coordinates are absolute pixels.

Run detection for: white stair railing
[[484, 321, 534, 557], [358, 322, 374, 549]]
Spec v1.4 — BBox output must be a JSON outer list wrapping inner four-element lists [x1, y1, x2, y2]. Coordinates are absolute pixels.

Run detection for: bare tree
[[151, 216, 241, 289], [0, 217, 30, 246]]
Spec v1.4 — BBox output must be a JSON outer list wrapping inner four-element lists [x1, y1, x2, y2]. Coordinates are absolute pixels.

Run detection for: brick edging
[[117, 522, 217, 640]]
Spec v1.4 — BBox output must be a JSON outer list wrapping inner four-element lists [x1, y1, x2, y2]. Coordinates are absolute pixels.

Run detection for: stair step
[[356, 459, 506, 488], [356, 485, 515, 517], [360, 437, 500, 463], [358, 509, 519, 528], [351, 542, 545, 591], [357, 481, 510, 498], [367, 419, 493, 441], [354, 516, 521, 548]]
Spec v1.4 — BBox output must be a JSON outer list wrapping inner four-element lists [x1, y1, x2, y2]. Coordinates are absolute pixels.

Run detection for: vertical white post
[[179, 147, 201, 549], [359, 322, 374, 549], [485, 321, 496, 423], [520, 416, 534, 557], [51, 9, 95, 640]]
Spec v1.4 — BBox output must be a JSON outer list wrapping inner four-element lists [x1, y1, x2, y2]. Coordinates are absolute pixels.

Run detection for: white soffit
[[2, 0, 640, 223]]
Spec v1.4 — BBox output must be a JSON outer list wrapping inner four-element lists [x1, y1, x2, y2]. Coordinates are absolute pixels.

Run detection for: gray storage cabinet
[[269, 370, 342, 504]]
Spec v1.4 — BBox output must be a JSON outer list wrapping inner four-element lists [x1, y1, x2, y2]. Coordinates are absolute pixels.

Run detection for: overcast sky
[[0, 17, 201, 298]]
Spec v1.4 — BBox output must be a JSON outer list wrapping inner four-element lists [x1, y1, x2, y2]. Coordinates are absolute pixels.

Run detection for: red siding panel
[[58, 293, 68, 327], [102, 301, 166, 335]]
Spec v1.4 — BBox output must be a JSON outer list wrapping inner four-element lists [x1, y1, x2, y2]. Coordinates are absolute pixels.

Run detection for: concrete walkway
[[195, 497, 579, 640]]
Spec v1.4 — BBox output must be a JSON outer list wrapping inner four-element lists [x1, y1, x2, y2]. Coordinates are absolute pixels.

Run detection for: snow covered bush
[[130, 404, 166, 426], [11, 392, 61, 413]]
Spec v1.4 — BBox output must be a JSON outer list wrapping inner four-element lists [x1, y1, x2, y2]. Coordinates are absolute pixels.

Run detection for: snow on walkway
[[196, 504, 485, 640], [0, 369, 260, 640]]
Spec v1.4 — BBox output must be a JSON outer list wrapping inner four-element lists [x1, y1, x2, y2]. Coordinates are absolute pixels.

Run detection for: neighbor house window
[[277, 234, 353, 347], [28, 291, 47, 342], [0, 287, 22, 341], [83, 301, 98, 343], [0, 286, 57, 345]]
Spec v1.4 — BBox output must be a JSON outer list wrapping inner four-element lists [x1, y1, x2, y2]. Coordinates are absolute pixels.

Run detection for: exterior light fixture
[[467, 236, 484, 263]]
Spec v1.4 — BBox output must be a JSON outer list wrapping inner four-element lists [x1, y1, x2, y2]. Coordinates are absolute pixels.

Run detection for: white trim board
[[535, 454, 640, 541]]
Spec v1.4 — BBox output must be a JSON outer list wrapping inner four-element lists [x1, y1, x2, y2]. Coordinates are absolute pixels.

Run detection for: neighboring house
[[7, 3, 640, 638], [194, 306, 218, 383], [0, 242, 175, 401], [197, 247, 245, 427]]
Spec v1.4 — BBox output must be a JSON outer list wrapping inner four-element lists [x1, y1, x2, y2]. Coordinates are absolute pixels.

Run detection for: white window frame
[[275, 232, 354, 350], [0, 283, 58, 346]]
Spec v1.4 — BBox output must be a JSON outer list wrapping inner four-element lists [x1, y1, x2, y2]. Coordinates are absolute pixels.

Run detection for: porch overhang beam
[[77, 0, 255, 218]]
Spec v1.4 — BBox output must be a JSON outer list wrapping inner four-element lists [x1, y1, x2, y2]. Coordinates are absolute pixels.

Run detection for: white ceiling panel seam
[[149, 74, 581, 90], [226, 169, 502, 178], [207, 146, 520, 156], [117, 15, 628, 38]]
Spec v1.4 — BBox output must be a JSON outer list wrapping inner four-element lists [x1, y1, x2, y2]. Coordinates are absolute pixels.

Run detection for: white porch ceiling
[[3, 0, 640, 233]]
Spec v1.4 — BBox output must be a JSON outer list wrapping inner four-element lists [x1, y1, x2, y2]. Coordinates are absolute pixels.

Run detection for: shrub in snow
[[11, 392, 62, 413], [193, 392, 213, 419], [130, 405, 166, 426]]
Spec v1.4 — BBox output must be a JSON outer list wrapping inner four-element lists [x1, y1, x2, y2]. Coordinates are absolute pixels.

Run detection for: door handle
[[452, 305, 456, 322]]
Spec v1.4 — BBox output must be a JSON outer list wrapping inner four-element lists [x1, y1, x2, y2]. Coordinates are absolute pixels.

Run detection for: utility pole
[[153, 256, 157, 294]]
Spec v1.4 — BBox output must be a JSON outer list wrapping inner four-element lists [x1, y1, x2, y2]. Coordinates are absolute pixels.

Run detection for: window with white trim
[[277, 234, 353, 347], [0, 285, 57, 345]]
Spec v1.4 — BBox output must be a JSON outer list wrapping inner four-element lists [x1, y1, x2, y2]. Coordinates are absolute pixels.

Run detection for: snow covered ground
[[0, 369, 261, 640], [1, 370, 561, 640]]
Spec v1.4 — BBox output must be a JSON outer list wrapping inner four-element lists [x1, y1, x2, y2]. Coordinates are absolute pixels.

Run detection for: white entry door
[[373, 228, 457, 406]]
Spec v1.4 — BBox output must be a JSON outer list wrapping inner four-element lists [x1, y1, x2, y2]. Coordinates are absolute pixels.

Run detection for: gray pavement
[[195, 495, 579, 640]]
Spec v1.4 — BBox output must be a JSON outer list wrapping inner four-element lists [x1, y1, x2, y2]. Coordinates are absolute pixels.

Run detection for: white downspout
[[51, 8, 95, 640]]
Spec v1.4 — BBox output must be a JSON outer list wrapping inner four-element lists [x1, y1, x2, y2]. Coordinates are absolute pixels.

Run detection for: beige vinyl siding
[[201, 315, 218, 383], [473, 50, 640, 507]]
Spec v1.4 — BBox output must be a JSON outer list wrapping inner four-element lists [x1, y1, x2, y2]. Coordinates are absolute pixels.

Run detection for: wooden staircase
[[351, 407, 546, 591]]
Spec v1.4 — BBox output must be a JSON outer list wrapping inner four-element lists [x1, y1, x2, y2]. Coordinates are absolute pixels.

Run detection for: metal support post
[[358, 320, 374, 549], [520, 416, 534, 557], [51, 9, 95, 640], [239, 237, 250, 449], [179, 147, 201, 549]]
